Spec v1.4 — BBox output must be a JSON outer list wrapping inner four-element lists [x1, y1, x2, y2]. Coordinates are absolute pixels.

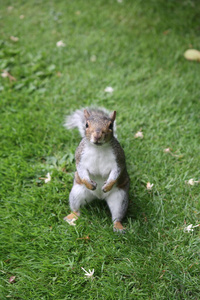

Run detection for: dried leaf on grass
[[7, 6, 14, 11], [184, 49, 200, 62], [1, 70, 16, 81], [9, 276, 16, 284], [163, 148, 183, 158], [39, 172, 51, 183], [77, 235, 90, 241], [63, 217, 76, 226], [10, 36, 19, 42], [90, 55, 97, 62]]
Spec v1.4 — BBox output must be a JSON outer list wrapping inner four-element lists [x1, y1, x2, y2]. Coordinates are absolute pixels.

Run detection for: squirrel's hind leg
[[64, 183, 94, 225], [105, 188, 128, 233]]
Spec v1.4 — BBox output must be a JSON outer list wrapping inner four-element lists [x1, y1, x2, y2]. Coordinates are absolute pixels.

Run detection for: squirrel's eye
[[86, 123, 89, 128], [109, 123, 113, 130]]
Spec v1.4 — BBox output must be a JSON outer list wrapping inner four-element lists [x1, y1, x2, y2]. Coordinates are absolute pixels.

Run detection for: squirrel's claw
[[102, 180, 116, 193], [82, 179, 97, 190], [90, 180, 97, 190], [102, 186, 108, 193], [113, 227, 126, 234], [102, 181, 109, 193]]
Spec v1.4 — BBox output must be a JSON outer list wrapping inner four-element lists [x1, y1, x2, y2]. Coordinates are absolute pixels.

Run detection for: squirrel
[[63, 107, 130, 232]]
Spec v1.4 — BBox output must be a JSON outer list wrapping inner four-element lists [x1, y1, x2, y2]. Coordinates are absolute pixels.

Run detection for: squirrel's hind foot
[[113, 221, 126, 234]]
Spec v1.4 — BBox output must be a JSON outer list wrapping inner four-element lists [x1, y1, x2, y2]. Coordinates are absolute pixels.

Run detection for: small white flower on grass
[[104, 86, 114, 93], [185, 179, 199, 186], [81, 267, 94, 278], [10, 36, 19, 42], [184, 224, 200, 233], [134, 130, 143, 139], [117, 0, 123, 3], [146, 182, 154, 190], [44, 172, 51, 183], [19, 15, 24, 19], [56, 40, 65, 47]]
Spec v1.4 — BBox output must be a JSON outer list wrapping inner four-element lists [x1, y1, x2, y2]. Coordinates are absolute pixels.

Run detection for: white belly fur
[[81, 143, 117, 199]]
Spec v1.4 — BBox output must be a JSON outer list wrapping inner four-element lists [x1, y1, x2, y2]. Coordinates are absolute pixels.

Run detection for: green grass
[[1, 0, 200, 299]]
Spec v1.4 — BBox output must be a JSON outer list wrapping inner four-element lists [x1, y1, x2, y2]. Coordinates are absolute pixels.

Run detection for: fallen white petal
[[134, 131, 143, 138], [188, 179, 195, 186], [56, 40, 65, 47], [81, 267, 94, 278], [185, 178, 200, 186], [1, 71, 8, 78], [184, 224, 194, 232], [44, 172, 51, 183], [104, 86, 114, 93], [164, 148, 171, 153], [146, 182, 154, 190]]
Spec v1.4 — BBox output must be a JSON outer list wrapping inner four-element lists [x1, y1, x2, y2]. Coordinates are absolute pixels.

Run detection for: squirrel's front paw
[[82, 179, 97, 190], [102, 180, 116, 193], [90, 180, 97, 190]]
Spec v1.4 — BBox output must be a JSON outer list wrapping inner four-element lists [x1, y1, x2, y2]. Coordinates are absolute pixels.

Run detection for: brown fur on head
[[84, 109, 116, 145]]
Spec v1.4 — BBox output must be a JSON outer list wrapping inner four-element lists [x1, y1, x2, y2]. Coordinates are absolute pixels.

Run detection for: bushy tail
[[64, 108, 86, 137], [64, 107, 117, 138]]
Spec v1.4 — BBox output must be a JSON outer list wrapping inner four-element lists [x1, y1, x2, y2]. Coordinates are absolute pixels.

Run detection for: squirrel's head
[[84, 109, 116, 146]]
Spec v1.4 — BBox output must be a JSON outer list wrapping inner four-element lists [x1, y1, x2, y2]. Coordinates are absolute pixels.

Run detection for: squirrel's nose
[[93, 131, 102, 141]]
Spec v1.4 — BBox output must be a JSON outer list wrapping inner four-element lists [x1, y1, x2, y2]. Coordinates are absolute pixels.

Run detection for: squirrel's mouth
[[93, 141, 103, 146]]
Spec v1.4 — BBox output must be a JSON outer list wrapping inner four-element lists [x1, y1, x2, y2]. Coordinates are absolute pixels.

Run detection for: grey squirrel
[[64, 107, 129, 232]]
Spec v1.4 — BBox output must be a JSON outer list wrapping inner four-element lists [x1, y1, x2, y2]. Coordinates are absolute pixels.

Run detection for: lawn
[[0, 0, 200, 299]]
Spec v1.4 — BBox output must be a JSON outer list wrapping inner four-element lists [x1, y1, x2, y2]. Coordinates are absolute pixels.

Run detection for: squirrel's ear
[[84, 109, 90, 119], [110, 111, 116, 122]]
